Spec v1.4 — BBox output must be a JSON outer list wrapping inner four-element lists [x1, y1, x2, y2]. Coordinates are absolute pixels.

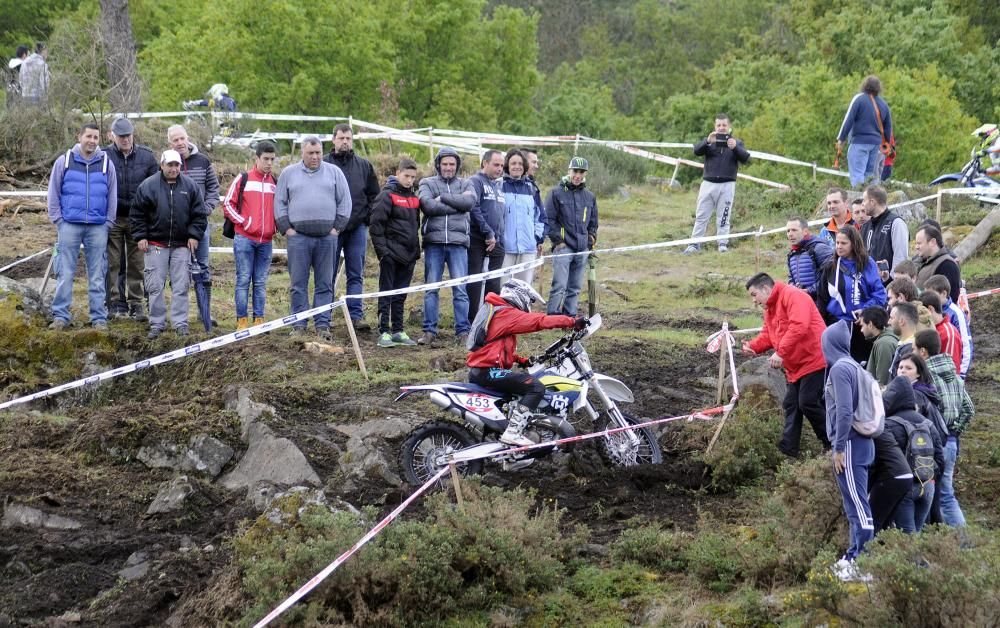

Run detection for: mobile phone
[[877, 260, 889, 272], [715, 133, 730, 145]]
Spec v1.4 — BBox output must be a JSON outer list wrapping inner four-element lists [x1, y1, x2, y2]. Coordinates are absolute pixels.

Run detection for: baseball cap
[[568, 157, 589, 171], [160, 149, 182, 164], [111, 117, 134, 136]]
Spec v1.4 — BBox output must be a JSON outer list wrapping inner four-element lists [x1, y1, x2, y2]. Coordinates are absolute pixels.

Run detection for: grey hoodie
[[822, 320, 858, 452], [418, 147, 475, 247]]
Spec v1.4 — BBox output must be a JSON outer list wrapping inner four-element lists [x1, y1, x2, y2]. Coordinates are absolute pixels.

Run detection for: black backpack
[[887, 416, 937, 491], [466, 303, 509, 351], [222, 171, 249, 239]]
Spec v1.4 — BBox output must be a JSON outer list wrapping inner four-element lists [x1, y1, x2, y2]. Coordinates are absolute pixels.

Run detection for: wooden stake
[[706, 403, 735, 454], [716, 322, 729, 405], [754, 228, 762, 272], [449, 462, 465, 510], [936, 192, 943, 224], [341, 303, 369, 381], [428, 127, 434, 163], [39, 246, 56, 298]]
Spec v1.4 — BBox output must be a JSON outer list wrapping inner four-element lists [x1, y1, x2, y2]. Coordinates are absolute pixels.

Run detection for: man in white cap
[[105, 117, 159, 321], [130, 150, 208, 338]]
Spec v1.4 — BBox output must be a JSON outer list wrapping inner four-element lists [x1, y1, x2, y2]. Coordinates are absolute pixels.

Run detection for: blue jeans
[[894, 481, 935, 533], [52, 221, 109, 324], [333, 224, 368, 321], [233, 234, 272, 318], [422, 243, 470, 335], [940, 436, 966, 526], [847, 143, 881, 187], [834, 432, 875, 561], [547, 246, 587, 316], [287, 233, 336, 329], [195, 225, 211, 280]]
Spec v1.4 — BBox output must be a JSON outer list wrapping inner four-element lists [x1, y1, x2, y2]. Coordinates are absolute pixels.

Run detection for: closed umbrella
[[190, 250, 212, 332]]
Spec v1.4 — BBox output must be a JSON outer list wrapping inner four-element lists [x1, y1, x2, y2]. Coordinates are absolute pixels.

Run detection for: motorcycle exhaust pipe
[[428, 391, 486, 431]]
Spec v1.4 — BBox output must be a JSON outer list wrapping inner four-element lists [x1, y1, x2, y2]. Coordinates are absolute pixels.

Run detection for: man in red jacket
[[222, 141, 277, 329], [467, 278, 582, 446], [742, 273, 832, 457]]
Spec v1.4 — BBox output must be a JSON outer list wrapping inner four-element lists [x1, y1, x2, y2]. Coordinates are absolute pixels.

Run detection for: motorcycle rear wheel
[[400, 420, 483, 486], [595, 411, 663, 467]]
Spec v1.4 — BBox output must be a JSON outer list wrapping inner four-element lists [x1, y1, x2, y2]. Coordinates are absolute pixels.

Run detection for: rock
[[137, 442, 184, 470], [137, 434, 234, 478], [147, 476, 196, 514], [2, 503, 82, 530], [304, 341, 345, 355], [732, 356, 787, 404], [225, 387, 279, 441], [0, 275, 46, 319], [220, 423, 321, 496], [259, 487, 362, 522], [332, 418, 410, 492], [888, 190, 927, 222], [576, 543, 609, 558], [118, 561, 150, 582]]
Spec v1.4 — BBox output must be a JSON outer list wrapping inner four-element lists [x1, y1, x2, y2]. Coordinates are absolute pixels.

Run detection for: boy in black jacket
[[370, 158, 421, 347]]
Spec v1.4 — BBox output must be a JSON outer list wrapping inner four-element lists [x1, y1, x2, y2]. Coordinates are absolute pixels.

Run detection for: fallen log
[[954, 205, 1000, 263], [0, 198, 48, 215]]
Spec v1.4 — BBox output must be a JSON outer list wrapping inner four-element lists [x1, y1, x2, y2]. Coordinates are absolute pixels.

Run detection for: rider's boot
[[500, 404, 534, 447]]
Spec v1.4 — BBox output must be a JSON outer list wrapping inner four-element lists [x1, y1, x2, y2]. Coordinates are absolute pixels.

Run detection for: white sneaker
[[832, 558, 872, 582], [683, 245, 700, 255]]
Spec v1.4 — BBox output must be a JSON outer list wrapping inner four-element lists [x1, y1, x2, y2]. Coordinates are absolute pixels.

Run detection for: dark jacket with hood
[[180, 143, 220, 211], [882, 376, 945, 476], [469, 171, 505, 249], [822, 320, 860, 452], [545, 176, 598, 252], [130, 172, 208, 247], [370, 175, 420, 265], [693, 137, 751, 182], [324, 149, 380, 232], [418, 147, 475, 247], [105, 142, 159, 223]]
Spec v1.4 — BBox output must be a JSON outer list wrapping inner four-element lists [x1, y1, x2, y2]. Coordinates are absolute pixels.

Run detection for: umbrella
[[190, 250, 212, 332]]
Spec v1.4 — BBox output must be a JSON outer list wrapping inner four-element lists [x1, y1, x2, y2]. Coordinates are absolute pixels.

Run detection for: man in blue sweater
[[47, 123, 118, 331], [837, 75, 892, 187], [274, 136, 352, 341], [822, 320, 875, 581]]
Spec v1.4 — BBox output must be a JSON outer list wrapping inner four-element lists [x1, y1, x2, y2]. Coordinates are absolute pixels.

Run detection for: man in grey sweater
[[274, 136, 351, 340]]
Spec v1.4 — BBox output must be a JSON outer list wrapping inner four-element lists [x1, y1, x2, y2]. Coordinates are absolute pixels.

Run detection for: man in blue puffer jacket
[[501, 149, 546, 284], [785, 217, 832, 301], [47, 123, 118, 331]]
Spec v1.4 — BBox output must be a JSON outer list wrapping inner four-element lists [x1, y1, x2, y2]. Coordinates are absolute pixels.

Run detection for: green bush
[[232, 481, 586, 626], [702, 389, 788, 491], [610, 522, 691, 573]]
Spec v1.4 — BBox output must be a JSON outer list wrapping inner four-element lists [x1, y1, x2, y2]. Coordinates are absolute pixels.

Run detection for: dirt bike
[[396, 314, 662, 486], [930, 123, 1000, 196]]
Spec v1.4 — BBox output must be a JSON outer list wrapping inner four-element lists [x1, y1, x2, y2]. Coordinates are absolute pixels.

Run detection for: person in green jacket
[[859, 306, 898, 386]]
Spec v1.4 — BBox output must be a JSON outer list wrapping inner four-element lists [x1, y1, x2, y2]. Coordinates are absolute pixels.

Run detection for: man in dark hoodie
[[545, 157, 597, 316], [417, 147, 476, 346], [467, 149, 506, 323], [821, 320, 875, 580], [369, 158, 421, 348], [881, 375, 944, 533], [325, 124, 380, 330]]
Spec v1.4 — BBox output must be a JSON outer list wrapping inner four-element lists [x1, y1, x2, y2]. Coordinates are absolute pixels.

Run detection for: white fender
[[592, 373, 634, 403]]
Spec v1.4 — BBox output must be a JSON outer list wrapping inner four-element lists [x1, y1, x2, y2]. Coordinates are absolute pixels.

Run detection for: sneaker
[[236, 317, 249, 331], [175, 326, 189, 337], [110, 308, 129, 320], [290, 327, 305, 337], [92, 320, 108, 331], [455, 332, 469, 346], [683, 245, 700, 255], [416, 331, 436, 346], [147, 327, 163, 339], [831, 558, 872, 583], [316, 327, 332, 342], [391, 331, 417, 346], [718, 244, 729, 253], [129, 305, 148, 323], [252, 317, 265, 327], [352, 318, 371, 333], [377, 332, 395, 348], [48, 319, 68, 331]]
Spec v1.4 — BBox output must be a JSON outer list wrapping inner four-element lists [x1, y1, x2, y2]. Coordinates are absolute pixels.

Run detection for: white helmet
[[499, 278, 545, 312]]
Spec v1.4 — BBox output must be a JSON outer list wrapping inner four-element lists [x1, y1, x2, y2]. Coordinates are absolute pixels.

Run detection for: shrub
[[610, 522, 691, 573], [702, 389, 787, 491]]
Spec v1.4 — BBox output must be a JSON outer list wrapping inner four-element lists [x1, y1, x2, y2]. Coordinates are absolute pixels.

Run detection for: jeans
[[847, 143, 881, 187], [287, 233, 336, 330], [780, 369, 831, 457], [422, 243, 470, 335], [144, 245, 190, 331], [377, 257, 415, 334], [233, 234, 272, 318], [894, 480, 935, 533], [467, 235, 504, 324], [834, 432, 875, 561], [547, 246, 587, 316], [106, 218, 144, 310], [52, 221, 109, 325], [869, 475, 912, 533], [334, 224, 368, 321], [939, 436, 966, 526]]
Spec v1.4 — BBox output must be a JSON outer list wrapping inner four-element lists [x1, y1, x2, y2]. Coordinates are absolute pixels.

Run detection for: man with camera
[[684, 114, 750, 254]]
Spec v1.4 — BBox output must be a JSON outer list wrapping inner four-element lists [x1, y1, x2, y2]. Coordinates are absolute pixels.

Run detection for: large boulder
[[731, 356, 787, 405], [136, 434, 234, 478], [219, 422, 321, 494], [147, 476, 196, 515], [2, 503, 83, 530], [332, 418, 411, 492], [225, 387, 278, 440], [0, 275, 45, 319]]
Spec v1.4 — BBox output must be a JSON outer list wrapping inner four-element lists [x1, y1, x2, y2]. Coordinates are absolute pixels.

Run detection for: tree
[[99, 0, 143, 111]]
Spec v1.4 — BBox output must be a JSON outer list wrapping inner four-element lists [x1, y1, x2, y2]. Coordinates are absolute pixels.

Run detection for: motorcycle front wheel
[[399, 420, 483, 486], [595, 411, 663, 467]]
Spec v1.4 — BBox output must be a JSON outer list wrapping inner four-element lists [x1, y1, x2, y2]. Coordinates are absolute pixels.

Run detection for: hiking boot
[[253, 317, 265, 327], [48, 319, 68, 331], [377, 332, 395, 348], [352, 318, 371, 333], [392, 331, 417, 346], [110, 307, 129, 320], [175, 326, 189, 337], [129, 305, 148, 323], [500, 404, 534, 447], [147, 327, 163, 339], [290, 327, 305, 337], [316, 327, 332, 342], [455, 332, 469, 346], [683, 244, 700, 255], [416, 331, 436, 346], [92, 320, 108, 331], [718, 244, 729, 253], [236, 317, 249, 331]]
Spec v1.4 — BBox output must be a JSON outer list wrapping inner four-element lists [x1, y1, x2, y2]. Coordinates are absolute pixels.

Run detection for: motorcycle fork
[[577, 364, 642, 448]]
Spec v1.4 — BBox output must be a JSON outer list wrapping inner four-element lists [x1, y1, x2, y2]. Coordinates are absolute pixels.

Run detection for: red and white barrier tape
[[965, 286, 1000, 300]]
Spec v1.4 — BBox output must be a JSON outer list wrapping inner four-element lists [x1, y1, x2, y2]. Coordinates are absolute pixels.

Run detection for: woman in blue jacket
[[819, 225, 887, 361], [501, 149, 546, 284]]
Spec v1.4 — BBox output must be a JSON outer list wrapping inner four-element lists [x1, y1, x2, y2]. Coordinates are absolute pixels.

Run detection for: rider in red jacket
[[467, 279, 580, 446]]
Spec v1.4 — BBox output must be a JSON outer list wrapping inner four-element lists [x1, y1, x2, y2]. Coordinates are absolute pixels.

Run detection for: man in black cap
[[105, 117, 159, 320]]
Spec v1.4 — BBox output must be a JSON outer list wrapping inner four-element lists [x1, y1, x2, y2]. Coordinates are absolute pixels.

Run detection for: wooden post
[[449, 462, 465, 510], [715, 321, 729, 405], [936, 192, 943, 224], [754, 227, 762, 272], [428, 127, 434, 163], [341, 303, 369, 381], [39, 246, 56, 299], [812, 162, 817, 182], [574, 133, 580, 156], [706, 403, 735, 455], [668, 160, 681, 188]]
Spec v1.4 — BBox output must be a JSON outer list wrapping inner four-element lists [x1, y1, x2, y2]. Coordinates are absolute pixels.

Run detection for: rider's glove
[[516, 356, 533, 367], [573, 316, 589, 331]]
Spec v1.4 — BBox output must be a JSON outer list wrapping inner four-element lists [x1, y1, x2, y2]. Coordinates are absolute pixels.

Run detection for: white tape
[[0, 247, 50, 273]]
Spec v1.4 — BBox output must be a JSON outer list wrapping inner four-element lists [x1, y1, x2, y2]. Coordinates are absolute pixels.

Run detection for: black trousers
[[469, 367, 545, 410], [467, 235, 505, 323], [377, 257, 415, 334], [780, 368, 831, 457], [850, 321, 873, 363], [869, 475, 912, 532]]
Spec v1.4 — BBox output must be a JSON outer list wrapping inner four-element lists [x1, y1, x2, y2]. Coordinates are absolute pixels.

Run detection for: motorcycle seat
[[442, 382, 512, 400]]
